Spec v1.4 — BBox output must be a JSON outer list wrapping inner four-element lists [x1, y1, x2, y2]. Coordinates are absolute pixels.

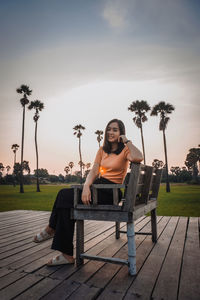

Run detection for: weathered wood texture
[[0, 211, 199, 299], [72, 163, 163, 273]]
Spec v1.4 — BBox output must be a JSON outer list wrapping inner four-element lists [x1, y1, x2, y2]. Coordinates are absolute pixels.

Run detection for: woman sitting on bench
[[33, 119, 143, 266]]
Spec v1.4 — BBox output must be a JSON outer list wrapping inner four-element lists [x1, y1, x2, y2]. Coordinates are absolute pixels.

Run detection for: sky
[[0, 0, 200, 175]]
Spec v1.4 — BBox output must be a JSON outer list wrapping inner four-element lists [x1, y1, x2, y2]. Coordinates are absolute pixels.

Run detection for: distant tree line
[[0, 166, 90, 185]]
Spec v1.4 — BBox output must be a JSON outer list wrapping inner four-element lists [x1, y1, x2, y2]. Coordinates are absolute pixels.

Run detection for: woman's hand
[[118, 135, 129, 144], [81, 184, 91, 205]]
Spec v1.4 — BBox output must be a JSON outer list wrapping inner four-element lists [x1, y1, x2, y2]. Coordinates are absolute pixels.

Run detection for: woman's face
[[106, 122, 120, 143]]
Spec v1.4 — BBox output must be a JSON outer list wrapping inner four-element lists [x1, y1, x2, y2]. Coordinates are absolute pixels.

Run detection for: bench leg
[[115, 222, 120, 239], [76, 220, 84, 266], [127, 222, 136, 276], [151, 208, 157, 243]]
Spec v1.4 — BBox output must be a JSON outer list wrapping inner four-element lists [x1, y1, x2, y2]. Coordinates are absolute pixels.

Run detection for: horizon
[[0, 0, 199, 175]]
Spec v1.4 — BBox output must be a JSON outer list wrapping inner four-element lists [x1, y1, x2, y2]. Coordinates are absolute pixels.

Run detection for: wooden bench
[[72, 163, 162, 275]]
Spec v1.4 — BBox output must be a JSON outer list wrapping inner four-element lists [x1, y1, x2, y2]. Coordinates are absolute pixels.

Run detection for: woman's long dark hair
[[103, 119, 126, 154]]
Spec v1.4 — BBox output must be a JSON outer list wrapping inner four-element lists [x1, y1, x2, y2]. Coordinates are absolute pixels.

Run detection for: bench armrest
[[72, 183, 125, 206], [71, 184, 125, 189]]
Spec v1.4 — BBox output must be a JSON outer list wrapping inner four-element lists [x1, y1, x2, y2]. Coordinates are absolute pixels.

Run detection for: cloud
[[102, 0, 130, 29]]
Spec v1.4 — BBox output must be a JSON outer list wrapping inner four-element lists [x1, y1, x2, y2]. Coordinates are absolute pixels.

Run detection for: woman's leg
[[51, 208, 75, 256], [34, 188, 75, 263], [33, 189, 64, 242], [47, 188, 75, 263]]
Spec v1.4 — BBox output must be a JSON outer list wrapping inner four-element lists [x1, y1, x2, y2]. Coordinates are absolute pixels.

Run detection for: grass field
[[0, 184, 199, 216]]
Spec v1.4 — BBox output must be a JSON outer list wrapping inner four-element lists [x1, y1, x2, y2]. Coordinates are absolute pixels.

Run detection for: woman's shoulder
[[95, 146, 104, 157]]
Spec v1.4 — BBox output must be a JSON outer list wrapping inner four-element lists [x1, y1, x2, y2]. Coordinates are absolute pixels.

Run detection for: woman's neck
[[110, 142, 118, 152]]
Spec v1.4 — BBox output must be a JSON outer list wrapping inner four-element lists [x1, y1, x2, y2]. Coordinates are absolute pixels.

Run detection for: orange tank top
[[94, 146, 130, 184]]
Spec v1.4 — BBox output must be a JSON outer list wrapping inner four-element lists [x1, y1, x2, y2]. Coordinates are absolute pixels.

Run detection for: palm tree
[[185, 147, 200, 183], [11, 144, 19, 166], [0, 163, 4, 178], [152, 159, 164, 169], [95, 130, 104, 148], [14, 161, 31, 182], [68, 162, 74, 175], [22, 160, 31, 174], [73, 124, 85, 182], [16, 84, 32, 193], [78, 161, 85, 175], [128, 100, 151, 165], [151, 101, 175, 192], [64, 166, 70, 175], [86, 163, 91, 170], [28, 100, 44, 192], [6, 165, 11, 175]]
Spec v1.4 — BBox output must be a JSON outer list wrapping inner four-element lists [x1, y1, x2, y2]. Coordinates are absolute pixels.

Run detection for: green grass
[[156, 184, 200, 217], [0, 184, 199, 217], [0, 185, 68, 212]]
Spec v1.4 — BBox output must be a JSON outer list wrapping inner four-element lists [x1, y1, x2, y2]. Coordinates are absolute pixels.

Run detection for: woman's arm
[[81, 163, 99, 205], [126, 141, 143, 162], [119, 135, 143, 162]]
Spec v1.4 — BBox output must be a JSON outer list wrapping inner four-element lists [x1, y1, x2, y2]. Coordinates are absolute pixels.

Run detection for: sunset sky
[[0, 0, 199, 175]]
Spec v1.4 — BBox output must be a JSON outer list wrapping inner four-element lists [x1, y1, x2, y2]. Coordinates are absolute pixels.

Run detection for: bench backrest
[[73, 163, 162, 213], [123, 163, 162, 212]]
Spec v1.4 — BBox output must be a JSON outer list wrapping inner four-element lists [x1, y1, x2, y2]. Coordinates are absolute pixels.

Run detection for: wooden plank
[[132, 201, 157, 219], [0, 220, 49, 243], [150, 208, 157, 242], [150, 168, 162, 198], [152, 217, 188, 300], [0, 270, 27, 290], [0, 267, 13, 278], [92, 186, 98, 205], [73, 210, 130, 222], [140, 166, 153, 203], [0, 214, 49, 232], [113, 188, 119, 205], [76, 220, 84, 266], [14, 277, 61, 300], [178, 217, 200, 300], [0, 223, 50, 248], [124, 217, 179, 300], [3, 244, 55, 270], [75, 204, 122, 211], [80, 253, 129, 265], [124, 163, 141, 212], [66, 283, 101, 300], [0, 237, 54, 268], [0, 274, 42, 300], [92, 184, 125, 189], [42, 280, 80, 300]]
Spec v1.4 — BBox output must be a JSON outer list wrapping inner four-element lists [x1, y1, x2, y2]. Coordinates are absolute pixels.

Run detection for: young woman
[[34, 119, 143, 266]]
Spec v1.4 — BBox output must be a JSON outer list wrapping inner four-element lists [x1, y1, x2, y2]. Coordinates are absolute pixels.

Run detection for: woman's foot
[[47, 253, 75, 266], [33, 226, 55, 243]]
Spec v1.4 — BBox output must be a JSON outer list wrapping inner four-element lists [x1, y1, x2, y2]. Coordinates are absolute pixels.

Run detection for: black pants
[[49, 177, 122, 256]]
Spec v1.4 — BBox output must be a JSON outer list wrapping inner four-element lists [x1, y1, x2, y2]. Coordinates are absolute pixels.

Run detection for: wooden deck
[[0, 210, 199, 300]]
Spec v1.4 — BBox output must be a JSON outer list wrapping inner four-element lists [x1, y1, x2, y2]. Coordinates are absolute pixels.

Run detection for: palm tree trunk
[[35, 121, 40, 192], [13, 152, 16, 187], [163, 130, 170, 192], [79, 137, 83, 183], [140, 125, 146, 165], [192, 163, 198, 183], [20, 106, 25, 193]]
